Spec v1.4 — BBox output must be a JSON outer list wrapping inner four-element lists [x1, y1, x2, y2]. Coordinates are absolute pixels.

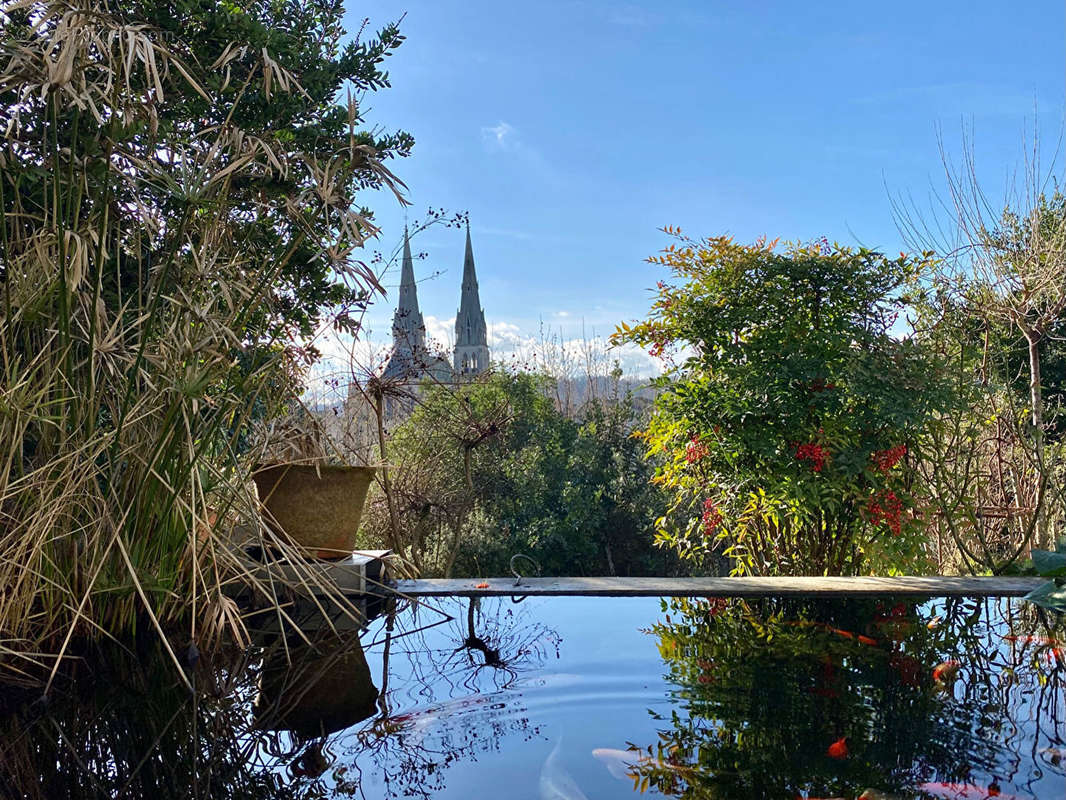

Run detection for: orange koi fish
[[1002, 634, 1064, 647], [826, 737, 848, 759], [932, 660, 960, 683], [917, 781, 1014, 799]]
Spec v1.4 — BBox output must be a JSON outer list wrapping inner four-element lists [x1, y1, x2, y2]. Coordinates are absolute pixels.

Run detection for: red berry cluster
[[685, 435, 709, 463], [794, 442, 827, 472], [701, 498, 722, 536], [810, 378, 838, 392], [649, 340, 665, 358], [871, 444, 907, 474], [704, 597, 729, 616], [867, 490, 903, 535]]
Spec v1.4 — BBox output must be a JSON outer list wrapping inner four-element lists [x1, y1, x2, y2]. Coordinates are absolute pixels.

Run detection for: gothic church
[[381, 220, 490, 385]]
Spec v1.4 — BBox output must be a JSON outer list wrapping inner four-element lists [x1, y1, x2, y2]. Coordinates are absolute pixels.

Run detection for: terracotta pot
[[252, 464, 375, 559]]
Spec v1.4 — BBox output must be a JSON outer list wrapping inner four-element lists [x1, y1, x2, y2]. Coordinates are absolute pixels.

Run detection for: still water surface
[[2, 595, 1064, 799]]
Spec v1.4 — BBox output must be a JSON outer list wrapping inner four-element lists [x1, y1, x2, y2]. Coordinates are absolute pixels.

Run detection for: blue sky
[[325, 0, 1065, 378]]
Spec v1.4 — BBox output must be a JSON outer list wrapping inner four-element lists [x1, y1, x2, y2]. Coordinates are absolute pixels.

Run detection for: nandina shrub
[[614, 232, 955, 575]]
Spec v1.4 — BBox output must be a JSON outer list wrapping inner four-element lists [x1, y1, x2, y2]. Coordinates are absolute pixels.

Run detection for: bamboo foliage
[[0, 1, 399, 683]]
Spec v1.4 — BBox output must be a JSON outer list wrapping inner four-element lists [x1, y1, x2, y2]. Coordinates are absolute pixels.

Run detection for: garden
[[1, 3, 1065, 798]]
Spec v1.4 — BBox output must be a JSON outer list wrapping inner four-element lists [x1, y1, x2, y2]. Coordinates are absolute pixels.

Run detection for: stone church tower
[[453, 222, 490, 376], [379, 228, 450, 421], [382, 227, 428, 381]]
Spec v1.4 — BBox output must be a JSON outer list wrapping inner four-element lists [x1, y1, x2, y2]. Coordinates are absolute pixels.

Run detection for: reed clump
[[0, 1, 405, 685]]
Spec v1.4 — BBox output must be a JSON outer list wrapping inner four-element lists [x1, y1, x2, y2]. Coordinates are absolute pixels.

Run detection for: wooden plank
[[392, 576, 1045, 598]]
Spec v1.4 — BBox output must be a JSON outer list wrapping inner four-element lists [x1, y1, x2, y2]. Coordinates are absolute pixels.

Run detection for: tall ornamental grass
[[0, 1, 401, 685]]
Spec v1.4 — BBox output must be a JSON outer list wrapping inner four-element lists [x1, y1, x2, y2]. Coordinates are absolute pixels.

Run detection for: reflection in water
[[0, 595, 560, 799], [627, 597, 1066, 800], [0, 596, 1063, 799], [331, 597, 560, 799], [256, 634, 379, 739], [0, 638, 282, 799]]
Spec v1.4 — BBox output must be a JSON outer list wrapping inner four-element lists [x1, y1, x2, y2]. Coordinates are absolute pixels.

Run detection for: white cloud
[[479, 120, 567, 188], [422, 314, 455, 351], [481, 120, 515, 149], [300, 314, 664, 405], [483, 323, 662, 379], [487, 320, 527, 348]]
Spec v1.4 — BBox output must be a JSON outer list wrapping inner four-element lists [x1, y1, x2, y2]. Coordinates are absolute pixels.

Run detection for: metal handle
[[509, 553, 541, 587]]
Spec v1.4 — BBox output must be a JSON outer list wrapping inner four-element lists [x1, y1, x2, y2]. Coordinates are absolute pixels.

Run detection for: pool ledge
[[392, 576, 1046, 598]]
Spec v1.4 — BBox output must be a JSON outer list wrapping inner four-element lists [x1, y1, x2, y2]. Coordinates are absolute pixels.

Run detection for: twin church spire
[[454, 223, 489, 375], [385, 221, 489, 381], [390, 229, 425, 353]]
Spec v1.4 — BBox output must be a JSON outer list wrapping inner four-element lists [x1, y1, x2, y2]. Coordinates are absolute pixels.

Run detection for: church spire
[[461, 221, 478, 292], [390, 226, 426, 355], [453, 220, 490, 376]]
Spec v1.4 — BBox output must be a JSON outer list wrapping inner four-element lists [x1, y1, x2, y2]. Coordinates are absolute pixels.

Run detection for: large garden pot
[[252, 464, 375, 559]]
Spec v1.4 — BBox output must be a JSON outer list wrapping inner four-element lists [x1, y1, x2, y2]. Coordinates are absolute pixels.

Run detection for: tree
[[614, 232, 955, 576], [363, 371, 674, 578], [1, 0, 412, 344], [0, 1, 411, 666], [896, 136, 1066, 551]]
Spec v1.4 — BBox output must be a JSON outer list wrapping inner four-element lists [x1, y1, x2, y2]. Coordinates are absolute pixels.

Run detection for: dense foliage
[[614, 233, 957, 575], [0, 0, 408, 674], [2, 0, 411, 344], [363, 372, 676, 578]]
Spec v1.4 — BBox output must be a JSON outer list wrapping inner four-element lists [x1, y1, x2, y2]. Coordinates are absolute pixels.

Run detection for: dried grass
[[0, 1, 397, 685]]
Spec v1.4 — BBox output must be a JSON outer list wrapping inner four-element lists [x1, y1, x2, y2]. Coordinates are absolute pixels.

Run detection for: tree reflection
[[628, 596, 1065, 800], [0, 638, 292, 799], [319, 596, 561, 799], [0, 595, 562, 800]]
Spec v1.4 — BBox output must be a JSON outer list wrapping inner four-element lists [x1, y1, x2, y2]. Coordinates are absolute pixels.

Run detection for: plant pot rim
[[252, 463, 380, 474]]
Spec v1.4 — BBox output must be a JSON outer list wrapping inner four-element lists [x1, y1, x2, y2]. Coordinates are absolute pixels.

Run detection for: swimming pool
[[2, 594, 1064, 799]]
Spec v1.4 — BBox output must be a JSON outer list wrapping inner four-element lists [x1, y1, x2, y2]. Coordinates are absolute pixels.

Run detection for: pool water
[[2, 595, 1065, 800]]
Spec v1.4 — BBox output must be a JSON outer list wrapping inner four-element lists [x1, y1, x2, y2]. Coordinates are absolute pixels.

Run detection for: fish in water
[[593, 747, 643, 780], [1040, 745, 1066, 765], [917, 781, 1014, 799], [592, 747, 694, 780], [1002, 634, 1063, 647], [540, 738, 590, 800], [387, 694, 496, 746], [826, 737, 848, 759], [932, 660, 961, 683]]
